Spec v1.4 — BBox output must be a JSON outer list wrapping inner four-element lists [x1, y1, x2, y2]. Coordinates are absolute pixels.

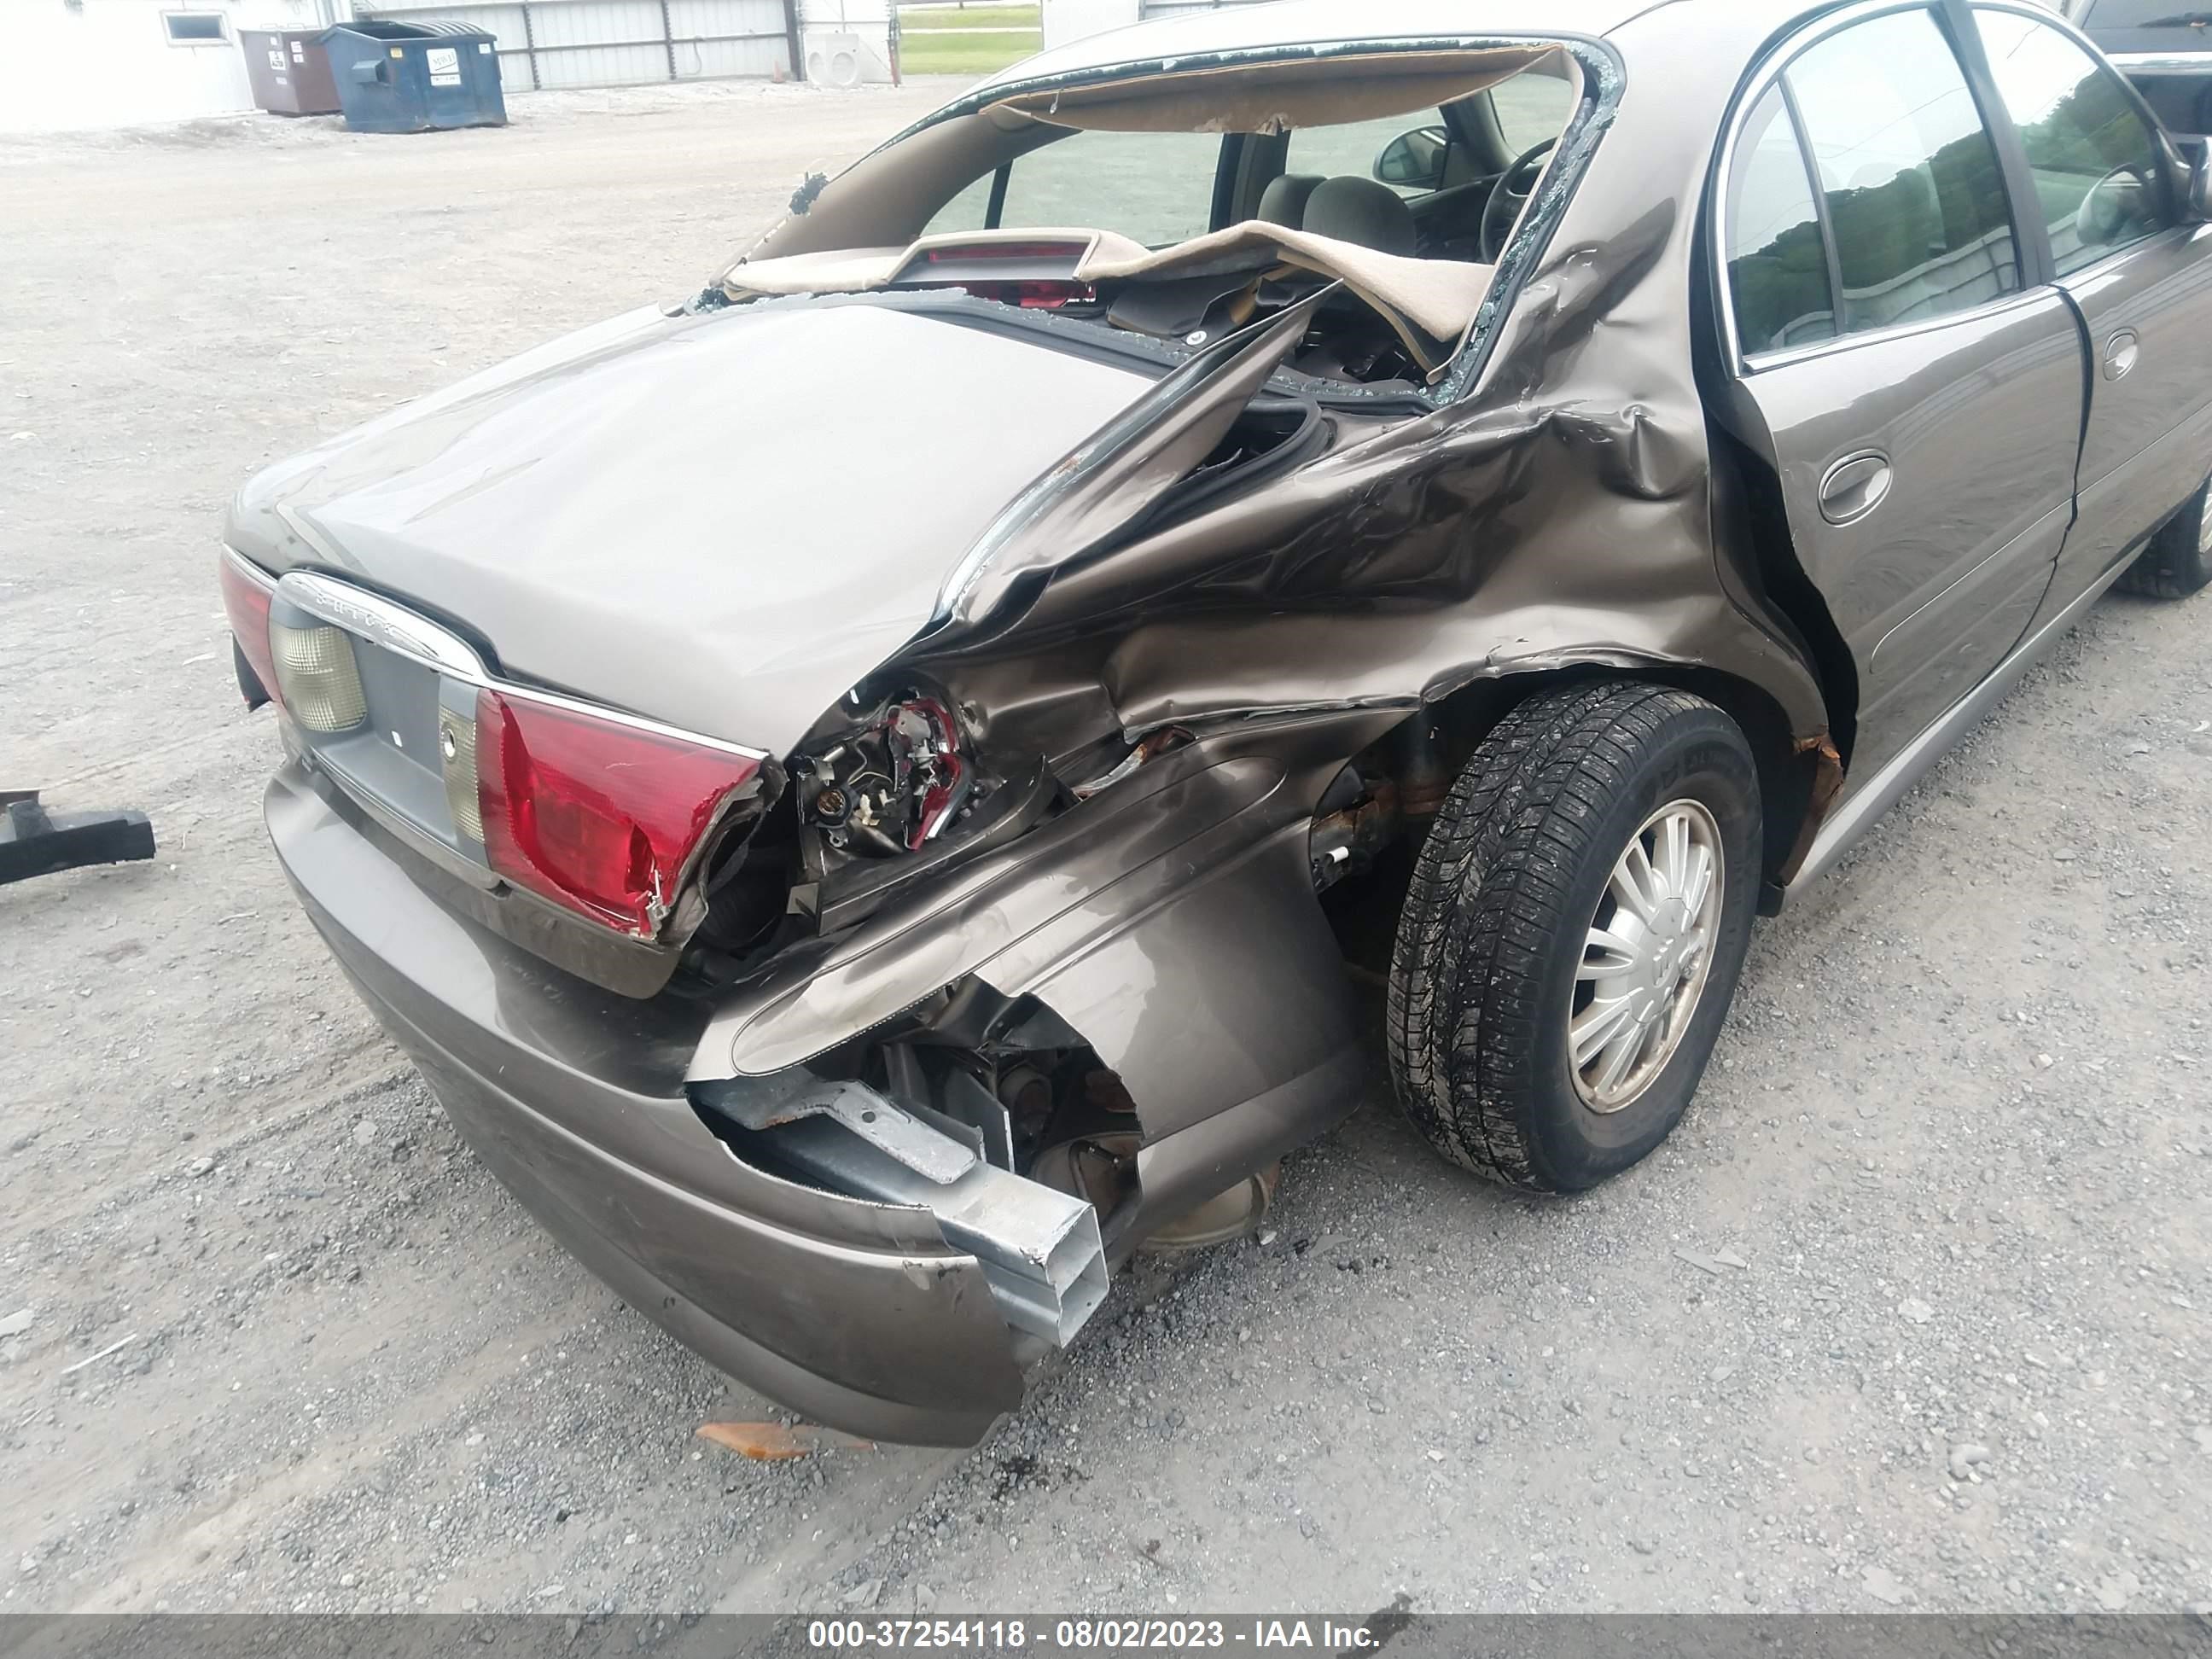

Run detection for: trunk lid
[[227, 300, 1157, 756]]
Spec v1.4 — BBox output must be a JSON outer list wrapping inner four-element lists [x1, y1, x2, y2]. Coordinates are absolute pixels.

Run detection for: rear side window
[[1724, 84, 1838, 354], [1783, 8, 2023, 335], [1973, 9, 2176, 275], [923, 129, 1224, 248]]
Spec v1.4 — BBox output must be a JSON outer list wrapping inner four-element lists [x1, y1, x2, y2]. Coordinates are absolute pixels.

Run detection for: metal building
[[352, 0, 810, 89], [1, 0, 338, 133]]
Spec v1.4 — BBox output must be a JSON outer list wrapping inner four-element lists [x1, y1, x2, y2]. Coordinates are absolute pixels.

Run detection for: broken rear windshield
[[722, 43, 1598, 394]]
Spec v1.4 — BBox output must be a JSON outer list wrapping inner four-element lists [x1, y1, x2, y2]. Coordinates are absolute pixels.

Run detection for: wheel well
[[1377, 666, 1825, 888], [1318, 666, 1823, 975]]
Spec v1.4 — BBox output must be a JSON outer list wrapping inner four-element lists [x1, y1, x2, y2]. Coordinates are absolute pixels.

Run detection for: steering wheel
[[2075, 161, 2155, 250], [1479, 137, 1558, 263]]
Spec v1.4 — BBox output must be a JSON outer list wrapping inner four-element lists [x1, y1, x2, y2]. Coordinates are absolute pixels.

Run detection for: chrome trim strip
[[2040, 218, 2197, 288], [258, 561, 771, 763], [2107, 49, 2212, 74], [222, 543, 277, 596], [1781, 548, 2137, 898], [276, 568, 490, 680], [1741, 286, 2050, 372], [242, 553, 492, 889]]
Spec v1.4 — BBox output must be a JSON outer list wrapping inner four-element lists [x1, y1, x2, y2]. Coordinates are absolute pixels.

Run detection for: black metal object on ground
[[0, 792, 156, 885]]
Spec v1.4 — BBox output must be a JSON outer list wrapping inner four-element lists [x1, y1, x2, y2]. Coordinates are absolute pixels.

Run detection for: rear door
[[1970, 2, 2212, 617], [1714, 1, 2087, 780]]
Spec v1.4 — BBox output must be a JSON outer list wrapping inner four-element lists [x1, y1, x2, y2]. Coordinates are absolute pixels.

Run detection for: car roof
[[970, 0, 1717, 91]]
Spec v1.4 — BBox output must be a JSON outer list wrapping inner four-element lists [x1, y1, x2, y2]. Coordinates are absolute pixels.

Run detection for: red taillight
[[958, 279, 1095, 310], [219, 552, 282, 712], [475, 689, 760, 938]]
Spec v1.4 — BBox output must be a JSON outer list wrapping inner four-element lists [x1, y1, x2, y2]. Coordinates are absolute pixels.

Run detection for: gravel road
[[3, 80, 2208, 1620]]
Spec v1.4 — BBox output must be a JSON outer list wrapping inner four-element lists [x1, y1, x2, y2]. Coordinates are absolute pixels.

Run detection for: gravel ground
[[3, 79, 2209, 1620]]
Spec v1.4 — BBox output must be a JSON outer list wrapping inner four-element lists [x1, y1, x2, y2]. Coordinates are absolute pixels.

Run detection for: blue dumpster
[[320, 20, 506, 133]]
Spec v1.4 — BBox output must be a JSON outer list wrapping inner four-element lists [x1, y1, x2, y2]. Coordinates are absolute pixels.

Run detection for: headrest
[[1257, 172, 1324, 227], [1301, 175, 1418, 259]]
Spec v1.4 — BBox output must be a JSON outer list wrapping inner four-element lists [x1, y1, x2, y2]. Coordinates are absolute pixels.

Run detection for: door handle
[[1819, 450, 1892, 525], [2103, 329, 2139, 381]]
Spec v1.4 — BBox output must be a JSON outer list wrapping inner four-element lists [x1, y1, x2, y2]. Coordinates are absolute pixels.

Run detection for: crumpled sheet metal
[[692, 5, 1837, 1108], [937, 294, 1324, 632], [688, 746, 1279, 1080], [1105, 37, 1813, 739], [690, 707, 1391, 1100]]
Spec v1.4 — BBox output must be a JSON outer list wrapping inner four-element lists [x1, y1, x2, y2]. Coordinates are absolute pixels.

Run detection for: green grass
[[896, 2, 1040, 76], [899, 3, 1039, 30]]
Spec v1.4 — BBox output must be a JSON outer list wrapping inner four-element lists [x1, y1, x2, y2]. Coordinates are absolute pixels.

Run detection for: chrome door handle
[[2104, 329, 2139, 380], [1819, 451, 1893, 525]]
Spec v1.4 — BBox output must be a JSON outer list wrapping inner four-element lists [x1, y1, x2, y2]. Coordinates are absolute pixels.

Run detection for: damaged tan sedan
[[221, 0, 2212, 1442]]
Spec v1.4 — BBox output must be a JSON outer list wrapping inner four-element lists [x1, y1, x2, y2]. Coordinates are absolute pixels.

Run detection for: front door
[[1970, 2, 2212, 614], [1714, 3, 2087, 781]]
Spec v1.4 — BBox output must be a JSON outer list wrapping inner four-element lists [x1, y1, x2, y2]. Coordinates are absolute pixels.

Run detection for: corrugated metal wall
[[362, 0, 794, 89]]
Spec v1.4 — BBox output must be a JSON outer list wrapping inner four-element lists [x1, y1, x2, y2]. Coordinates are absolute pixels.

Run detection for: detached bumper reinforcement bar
[[1, 791, 156, 886], [695, 1075, 1109, 1349]]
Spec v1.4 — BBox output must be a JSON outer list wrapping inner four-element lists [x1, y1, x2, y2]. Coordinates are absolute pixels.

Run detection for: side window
[[924, 172, 997, 236], [1493, 72, 1575, 156], [1973, 9, 2175, 275], [1725, 84, 1837, 354], [921, 130, 1222, 247], [1288, 110, 1447, 200], [1784, 8, 2022, 335]]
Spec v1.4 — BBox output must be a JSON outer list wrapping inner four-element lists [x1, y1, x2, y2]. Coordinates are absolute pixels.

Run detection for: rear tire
[[2116, 475, 2212, 599], [1386, 683, 1761, 1192]]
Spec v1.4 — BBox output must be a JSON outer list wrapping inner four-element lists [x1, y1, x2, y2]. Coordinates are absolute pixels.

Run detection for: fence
[[360, 0, 800, 89]]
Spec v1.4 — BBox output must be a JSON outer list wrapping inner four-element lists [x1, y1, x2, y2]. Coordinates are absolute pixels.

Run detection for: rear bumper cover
[[265, 761, 1027, 1447]]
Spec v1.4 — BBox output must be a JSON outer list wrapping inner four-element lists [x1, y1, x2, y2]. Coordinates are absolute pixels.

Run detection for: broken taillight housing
[[902, 243, 1095, 310], [958, 280, 1095, 310], [218, 550, 281, 712], [473, 689, 761, 937]]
